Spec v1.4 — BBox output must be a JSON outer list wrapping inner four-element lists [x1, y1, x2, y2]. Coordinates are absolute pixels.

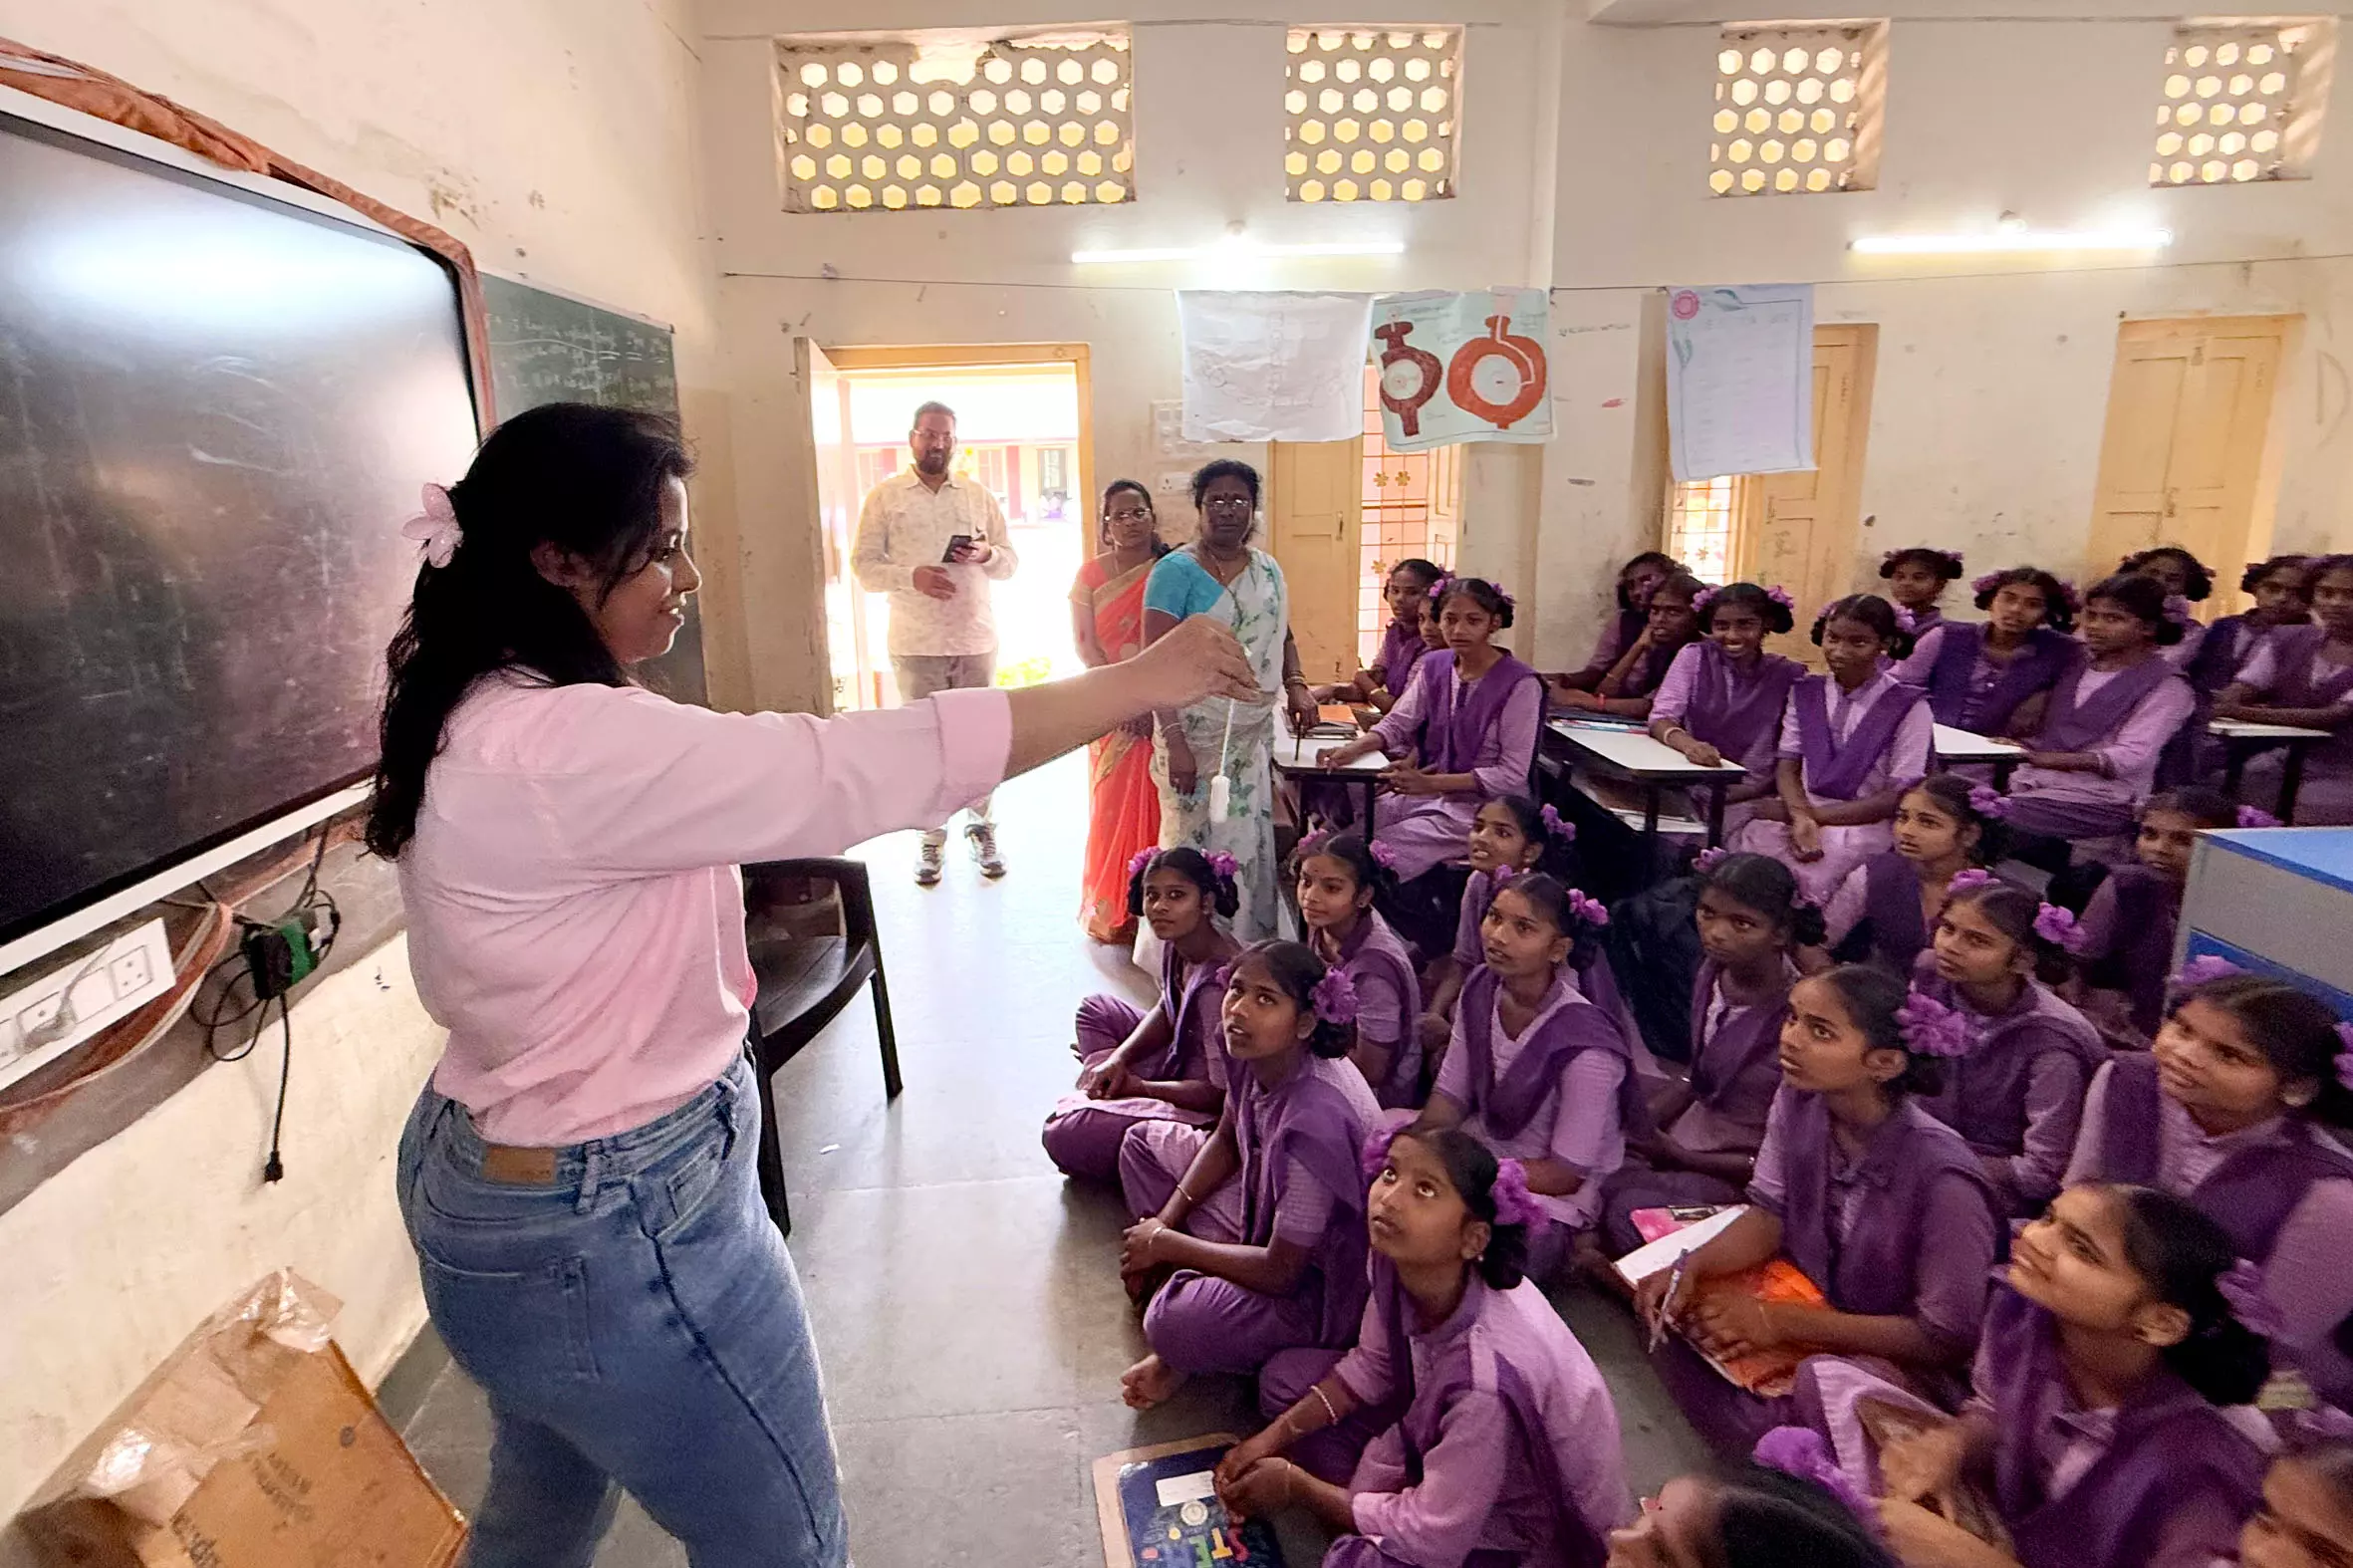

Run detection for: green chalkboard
[[478, 273, 704, 704]]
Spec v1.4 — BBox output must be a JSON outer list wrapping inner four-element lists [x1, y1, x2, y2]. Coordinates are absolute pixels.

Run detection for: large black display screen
[[0, 113, 480, 943]]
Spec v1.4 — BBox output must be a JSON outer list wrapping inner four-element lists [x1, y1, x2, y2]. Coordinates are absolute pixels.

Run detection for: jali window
[[1709, 21, 1885, 196], [1286, 29, 1460, 204], [2151, 21, 2332, 186]]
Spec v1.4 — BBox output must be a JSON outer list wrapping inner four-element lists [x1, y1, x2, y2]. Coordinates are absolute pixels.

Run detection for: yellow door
[[1737, 325, 1879, 661], [2089, 316, 2291, 612], [1269, 437, 1366, 684]]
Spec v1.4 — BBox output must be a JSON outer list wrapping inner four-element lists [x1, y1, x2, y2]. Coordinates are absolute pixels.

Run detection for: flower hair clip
[[1311, 967, 1360, 1026], [400, 482, 462, 569], [1967, 784, 2010, 821], [1970, 571, 2004, 597], [1367, 840, 1399, 870], [1892, 606, 1919, 635], [2218, 1259, 2286, 1340], [1359, 1121, 1406, 1182], [1212, 962, 1236, 991], [1565, 889, 1610, 929], [1488, 1159, 1544, 1228], [1895, 991, 1973, 1058], [1753, 1430, 1885, 1543], [1427, 574, 1452, 602], [1693, 587, 1719, 612], [1693, 845, 1729, 874], [1127, 849, 1159, 879], [2236, 805, 2281, 829], [1765, 586, 1795, 609], [1490, 863, 1518, 886], [2033, 902, 2089, 955], [1948, 868, 1997, 897], [2172, 954, 2245, 991], [1538, 803, 1576, 843], [1207, 851, 1240, 886]]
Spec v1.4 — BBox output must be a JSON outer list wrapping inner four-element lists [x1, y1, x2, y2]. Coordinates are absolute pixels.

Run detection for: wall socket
[[0, 918, 174, 1093]]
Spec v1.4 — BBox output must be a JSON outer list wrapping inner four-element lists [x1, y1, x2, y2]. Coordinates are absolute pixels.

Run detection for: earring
[[2283, 1083, 2318, 1110]]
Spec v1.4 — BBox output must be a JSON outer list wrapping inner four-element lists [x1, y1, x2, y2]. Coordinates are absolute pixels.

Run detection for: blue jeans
[[396, 1056, 847, 1568]]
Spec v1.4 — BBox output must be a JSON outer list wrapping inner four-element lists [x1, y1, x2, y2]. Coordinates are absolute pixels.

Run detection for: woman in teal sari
[[1143, 461, 1319, 941]]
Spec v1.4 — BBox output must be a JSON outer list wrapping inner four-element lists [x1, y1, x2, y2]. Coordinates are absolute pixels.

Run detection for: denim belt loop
[[575, 1140, 607, 1215]]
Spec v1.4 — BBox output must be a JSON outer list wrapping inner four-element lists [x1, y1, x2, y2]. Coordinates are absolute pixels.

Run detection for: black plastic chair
[[740, 858, 903, 1238]]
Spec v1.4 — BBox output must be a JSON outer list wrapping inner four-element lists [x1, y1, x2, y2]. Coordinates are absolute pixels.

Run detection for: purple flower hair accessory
[[1207, 851, 1239, 885], [1539, 803, 1576, 843], [2334, 1022, 2353, 1093], [1693, 846, 1729, 874], [1213, 962, 1236, 991], [1296, 828, 1334, 860], [1971, 571, 2004, 596], [1359, 1121, 1406, 1181], [1427, 574, 1451, 603], [1489, 1159, 1544, 1229], [2236, 805, 2281, 829], [1566, 889, 1610, 929], [1693, 587, 1719, 612], [1367, 839, 1399, 870], [1490, 863, 1518, 885], [1752, 1429, 1885, 1542], [1311, 967, 1361, 1026], [1967, 784, 2011, 821], [2218, 1259, 2286, 1340], [1948, 868, 1997, 897], [2033, 902, 2088, 955], [1766, 586, 1795, 609], [2173, 954, 2245, 990], [400, 483, 461, 569], [1127, 849, 1158, 879], [1893, 606, 1919, 635], [1895, 991, 1974, 1058]]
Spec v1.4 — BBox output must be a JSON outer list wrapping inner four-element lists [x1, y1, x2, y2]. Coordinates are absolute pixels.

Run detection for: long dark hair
[[2084, 572, 2187, 647], [1943, 879, 2073, 985], [1699, 852, 1827, 947], [2172, 972, 2353, 1128], [1231, 939, 1352, 1057], [1972, 567, 2077, 634], [366, 403, 694, 858], [2106, 1184, 2272, 1406], [1813, 963, 1944, 1099], [1127, 846, 1241, 919], [1907, 773, 2005, 864], [1715, 1463, 1898, 1568], [1810, 593, 1915, 659]]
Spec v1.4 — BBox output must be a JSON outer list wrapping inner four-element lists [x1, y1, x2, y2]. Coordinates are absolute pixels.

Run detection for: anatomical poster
[[1369, 288, 1554, 452]]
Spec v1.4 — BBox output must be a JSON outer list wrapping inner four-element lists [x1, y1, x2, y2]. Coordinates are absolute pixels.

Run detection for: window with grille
[[778, 34, 1134, 212], [1709, 22, 1884, 196], [1286, 29, 1460, 204], [1665, 476, 1741, 587], [2150, 21, 2330, 186]]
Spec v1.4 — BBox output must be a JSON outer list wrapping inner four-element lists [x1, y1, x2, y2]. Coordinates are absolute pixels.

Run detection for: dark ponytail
[[2122, 546, 2216, 603], [1816, 963, 1945, 1098], [2086, 572, 2188, 647], [1907, 773, 2006, 865], [1971, 566, 2077, 634], [1944, 879, 2074, 986], [1437, 576, 1515, 630], [1482, 793, 1575, 879], [2108, 1183, 2272, 1407], [1293, 830, 1397, 905], [1231, 939, 1353, 1057], [368, 403, 693, 859], [1127, 846, 1242, 919], [1699, 851, 1827, 948], [1700, 581, 1796, 636], [1810, 593, 1915, 659], [1404, 1127, 1530, 1289], [1490, 872, 1608, 969], [1716, 1464, 1900, 1568]]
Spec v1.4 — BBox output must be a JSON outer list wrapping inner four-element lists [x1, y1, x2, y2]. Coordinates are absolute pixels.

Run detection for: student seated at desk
[[1731, 595, 1934, 905], [1894, 567, 2078, 737], [2215, 554, 2353, 824], [1648, 582, 1808, 832], [1551, 550, 1683, 698], [1821, 772, 2005, 979], [1318, 557, 1444, 714], [1877, 546, 1966, 640], [1554, 571, 1708, 721], [2123, 544, 2220, 673], [2068, 788, 2258, 1049], [2164, 554, 2314, 787]]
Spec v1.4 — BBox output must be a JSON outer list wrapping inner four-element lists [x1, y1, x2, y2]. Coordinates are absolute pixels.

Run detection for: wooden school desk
[[1932, 724, 2025, 790], [1277, 732, 1389, 839], [2212, 718, 2334, 823], [1545, 718, 1748, 849]]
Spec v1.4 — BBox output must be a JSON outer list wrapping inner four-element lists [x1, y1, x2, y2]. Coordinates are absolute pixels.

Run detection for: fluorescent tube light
[[1069, 239, 1406, 264], [1850, 227, 2174, 256]]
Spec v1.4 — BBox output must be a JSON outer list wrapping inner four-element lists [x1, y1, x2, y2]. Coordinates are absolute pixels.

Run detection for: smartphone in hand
[[940, 533, 974, 564]]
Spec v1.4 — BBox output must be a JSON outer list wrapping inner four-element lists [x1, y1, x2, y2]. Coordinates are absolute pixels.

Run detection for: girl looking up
[[1416, 794, 1562, 1068], [2070, 787, 2247, 1047], [1322, 578, 1546, 882], [1215, 1128, 1634, 1567], [1822, 773, 2002, 978], [1418, 874, 1637, 1279], [2216, 554, 2353, 824], [1600, 852, 1811, 1255], [1044, 848, 1242, 1182], [1118, 940, 1384, 1411], [1896, 568, 2077, 736], [1870, 1184, 2269, 1568], [1877, 547, 1966, 637], [1556, 572, 1709, 719], [1732, 595, 1934, 904], [2124, 544, 2219, 671], [2065, 969, 2353, 1408], [1554, 550, 1685, 696], [2239, 1438, 2353, 1568], [1294, 832, 1425, 1108], [1606, 1462, 1898, 1568], [1906, 877, 2105, 1217], [1638, 965, 1999, 1454], [2002, 573, 2196, 845], [1649, 583, 1808, 830]]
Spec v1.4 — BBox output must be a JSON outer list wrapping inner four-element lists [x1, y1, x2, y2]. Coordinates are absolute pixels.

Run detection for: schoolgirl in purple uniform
[[1216, 1127, 1633, 1567], [1605, 1459, 1897, 1567], [1044, 848, 1240, 1182], [1326, 558, 1445, 713], [2237, 1436, 2353, 1568], [1552, 550, 1683, 698], [2163, 554, 2312, 785], [1419, 874, 1638, 1280], [1118, 940, 1383, 1411], [1598, 852, 1811, 1255], [1893, 568, 2078, 736], [2069, 788, 2247, 1048], [1649, 583, 1808, 833], [1295, 832, 1426, 1109], [2218, 555, 2353, 824], [1903, 876, 2106, 1217], [1731, 595, 1935, 904], [1638, 965, 2000, 1455], [2124, 544, 2220, 673], [1821, 773, 2004, 979], [1418, 794, 1560, 1066], [1866, 1184, 2269, 1568], [2065, 970, 2353, 1409], [1554, 572, 1709, 721], [1878, 547, 1966, 641]]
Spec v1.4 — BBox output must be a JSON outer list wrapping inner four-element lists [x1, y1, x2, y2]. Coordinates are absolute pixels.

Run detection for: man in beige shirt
[[851, 400, 1020, 885]]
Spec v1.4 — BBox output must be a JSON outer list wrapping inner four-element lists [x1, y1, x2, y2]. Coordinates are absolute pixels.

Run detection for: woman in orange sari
[[1074, 479, 1170, 941]]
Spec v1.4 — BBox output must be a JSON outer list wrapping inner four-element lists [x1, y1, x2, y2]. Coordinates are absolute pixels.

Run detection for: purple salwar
[[1907, 964, 2105, 1215], [1332, 911, 1426, 1109], [1043, 939, 1228, 1181], [1730, 669, 1934, 903], [2004, 653, 2194, 841], [1368, 653, 1547, 881]]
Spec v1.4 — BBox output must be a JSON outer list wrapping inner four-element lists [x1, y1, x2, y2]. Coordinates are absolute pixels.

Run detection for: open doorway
[[809, 345, 1094, 712]]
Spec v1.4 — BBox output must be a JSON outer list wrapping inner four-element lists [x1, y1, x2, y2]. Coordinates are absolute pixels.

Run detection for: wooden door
[[801, 340, 875, 712], [2090, 317, 2291, 612], [1269, 437, 1365, 683], [1737, 324, 1878, 661]]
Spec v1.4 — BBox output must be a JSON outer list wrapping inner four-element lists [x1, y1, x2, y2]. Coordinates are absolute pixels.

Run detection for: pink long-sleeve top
[[399, 675, 1012, 1146], [2008, 666, 2195, 809], [1771, 668, 1936, 803], [1436, 970, 1625, 1230], [1371, 660, 1545, 801]]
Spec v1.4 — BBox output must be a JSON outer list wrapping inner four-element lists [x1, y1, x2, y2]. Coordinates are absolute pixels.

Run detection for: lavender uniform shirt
[[2007, 663, 2196, 815], [1437, 969, 1629, 1231]]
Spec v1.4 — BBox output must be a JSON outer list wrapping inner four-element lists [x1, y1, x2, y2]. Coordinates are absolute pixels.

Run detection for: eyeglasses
[[1202, 496, 1254, 512], [1107, 507, 1154, 522]]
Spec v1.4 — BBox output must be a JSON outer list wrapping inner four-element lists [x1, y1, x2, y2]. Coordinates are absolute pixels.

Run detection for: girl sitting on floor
[[2064, 967, 2353, 1410], [1215, 1126, 1633, 1567], [1896, 568, 2078, 737], [1044, 848, 1241, 1183], [1322, 578, 1546, 882], [1599, 851, 1811, 1256], [1555, 571, 1709, 720], [2237, 1436, 2353, 1568], [1904, 875, 2106, 1217], [1553, 550, 1684, 698], [2003, 573, 2197, 847], [1418, 874, 1637, 1281], [2069, 787, 2256, 1048], [2216, 554, 2353, 824], [1732, 595, 1934, 905], [1416, 794, 1570, 1066], [1295, 832, 1425, 1109], [1878, 547, 1966, 640], [1650, 582, 1809, 830], [1606, 1459, 1898, 1568], [2124, 544, 2220, 672], [1865, 1183, 2269, 1568], [1637, 964, 2000, 1456], [1323, 558, 1445, 713], [1118, 939, 1384, 1412], [1822, 773, 2003, 979]]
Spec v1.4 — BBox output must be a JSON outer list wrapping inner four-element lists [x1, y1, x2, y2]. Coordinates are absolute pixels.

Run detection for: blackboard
[[478, 274, 706, 704]]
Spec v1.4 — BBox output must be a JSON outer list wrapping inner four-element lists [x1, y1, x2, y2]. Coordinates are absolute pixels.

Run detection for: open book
[[1612, 1205, 1830, 1397]]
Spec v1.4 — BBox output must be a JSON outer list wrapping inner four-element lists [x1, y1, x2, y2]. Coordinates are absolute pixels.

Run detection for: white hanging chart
[[1176, 291, 1375, 442], [1369, 288, 1553, 452], [1665, 284, 1815, 482]]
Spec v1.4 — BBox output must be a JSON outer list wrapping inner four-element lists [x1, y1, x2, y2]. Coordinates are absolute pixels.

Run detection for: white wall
[[0, 0, 721, 1532]]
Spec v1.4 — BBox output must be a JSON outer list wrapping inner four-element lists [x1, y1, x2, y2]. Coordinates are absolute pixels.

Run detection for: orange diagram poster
[[1371, 288, 1553, 452]]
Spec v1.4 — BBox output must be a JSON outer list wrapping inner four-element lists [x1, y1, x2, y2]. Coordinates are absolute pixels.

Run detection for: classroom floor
[[386, 752, 1711, 1566]]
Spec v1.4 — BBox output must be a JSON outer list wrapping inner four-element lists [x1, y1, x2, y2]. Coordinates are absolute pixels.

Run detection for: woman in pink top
[[375, 404, 1257, 1568]]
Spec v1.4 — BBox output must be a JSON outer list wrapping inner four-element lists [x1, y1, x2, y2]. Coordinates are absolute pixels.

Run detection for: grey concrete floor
[[392, 753, 1710, 1565]]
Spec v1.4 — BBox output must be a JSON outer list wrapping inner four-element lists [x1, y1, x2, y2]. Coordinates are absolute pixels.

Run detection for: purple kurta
[[1822, 850, 1944, 978], [1894, 624, 2074, 735], [1369, 653, 1546, 881], [1043, 940, 1229, 1181], [1323, 1259, 1631, 1568], [1907, 965, 2105, 1215], [2005, 653, 2195, 840], [1373, 619, 1428, 696], [2228, 626, 2353, 824], [1650, 641, 1808, 789], [1331, 910, 1425, 1109], [2072, 865, 2181, 1045], [1729, 669, 1935, 903]]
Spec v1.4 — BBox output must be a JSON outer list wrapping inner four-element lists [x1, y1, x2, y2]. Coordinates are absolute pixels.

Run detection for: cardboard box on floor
[[18, 1269, 465, 1568]]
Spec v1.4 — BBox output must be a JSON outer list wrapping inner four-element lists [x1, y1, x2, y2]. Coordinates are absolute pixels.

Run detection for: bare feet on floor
[[1120, 1353, 1185, 1411]]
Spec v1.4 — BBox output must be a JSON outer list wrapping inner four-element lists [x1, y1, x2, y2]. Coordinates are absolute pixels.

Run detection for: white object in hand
[[1208, 774, 1232, 822]]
